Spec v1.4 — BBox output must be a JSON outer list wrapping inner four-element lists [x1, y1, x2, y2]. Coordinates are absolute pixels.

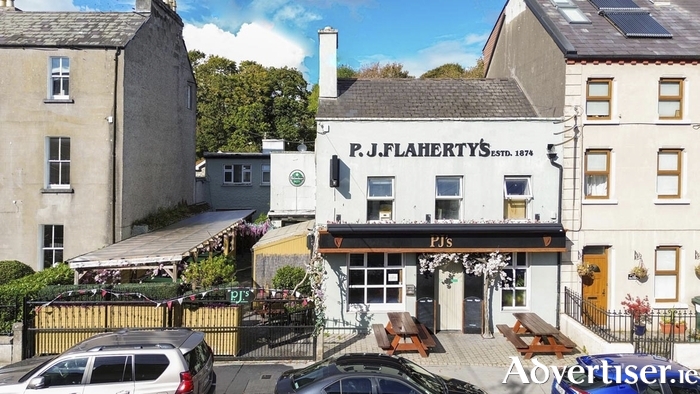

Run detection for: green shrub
[[36, 283, 182, 302], [0, 260, 34, 285], [272, 265, 310, 296], [0, 263, 74, 304], [182, 255, 236, 290]]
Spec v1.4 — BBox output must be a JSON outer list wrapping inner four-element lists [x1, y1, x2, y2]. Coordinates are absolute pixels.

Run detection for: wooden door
[[581, 252, 609, 326], [504, 200, 526, 219], [438, 264, 464, 331]]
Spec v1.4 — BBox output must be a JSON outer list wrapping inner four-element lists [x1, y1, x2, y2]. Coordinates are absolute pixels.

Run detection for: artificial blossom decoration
[[418, 252, 511, 338], [307, 225, 327, 336]]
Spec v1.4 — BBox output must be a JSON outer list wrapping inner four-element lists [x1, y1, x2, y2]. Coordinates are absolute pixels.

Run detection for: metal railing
[[563, 287, 699, 359]]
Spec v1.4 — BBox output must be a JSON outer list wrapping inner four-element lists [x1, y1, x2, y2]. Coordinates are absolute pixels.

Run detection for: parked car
[[552, 353, 698, 394], [274, 353, 487, 394], [0, 328, 215, 394]]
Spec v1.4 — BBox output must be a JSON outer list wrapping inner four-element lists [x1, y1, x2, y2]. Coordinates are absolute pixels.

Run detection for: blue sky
[[18, 0, 504, 84]]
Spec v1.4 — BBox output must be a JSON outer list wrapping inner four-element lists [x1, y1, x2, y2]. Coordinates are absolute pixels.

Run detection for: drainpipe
[[548, 144, 564, 329], [111, 48, 121, 244]]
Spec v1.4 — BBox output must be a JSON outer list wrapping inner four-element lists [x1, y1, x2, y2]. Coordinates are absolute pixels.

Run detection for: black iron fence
[[0, 297, 21, 336], [563, 287, 699, 358], [22, 296, 316, 361]]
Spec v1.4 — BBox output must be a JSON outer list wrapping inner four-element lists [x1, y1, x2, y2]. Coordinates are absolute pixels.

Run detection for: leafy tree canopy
[[189, 51, 315, 157], [337, 62, 413, 79], [420, 58, 485, 79]]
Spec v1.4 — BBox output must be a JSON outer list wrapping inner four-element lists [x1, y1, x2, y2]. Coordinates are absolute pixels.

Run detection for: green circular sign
[[289, 169, 305, 187]]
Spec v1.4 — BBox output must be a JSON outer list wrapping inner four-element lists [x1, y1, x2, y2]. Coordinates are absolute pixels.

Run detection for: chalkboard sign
[[229, 288, 253, 304], [463, 296, 482, 334], [416, 297, 435, 333]]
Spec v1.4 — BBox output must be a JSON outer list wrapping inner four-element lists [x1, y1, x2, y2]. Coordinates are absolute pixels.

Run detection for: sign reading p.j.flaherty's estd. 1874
[[349, 140, 533, 158]]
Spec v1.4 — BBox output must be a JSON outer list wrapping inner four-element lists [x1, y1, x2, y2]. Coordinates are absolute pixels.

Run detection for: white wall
[[269, 152, 316, 218], [315, 120, 562, 224]]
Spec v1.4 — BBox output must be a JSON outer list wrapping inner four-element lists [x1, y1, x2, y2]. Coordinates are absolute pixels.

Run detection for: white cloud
[[183, 22, 310, 73], [359, 34, 489, 78], [15, 0, 80, 11]]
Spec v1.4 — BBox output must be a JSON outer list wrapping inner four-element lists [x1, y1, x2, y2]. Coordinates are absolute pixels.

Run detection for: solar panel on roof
[[603, 11, 673, 38], [588, 0, 639, 9]]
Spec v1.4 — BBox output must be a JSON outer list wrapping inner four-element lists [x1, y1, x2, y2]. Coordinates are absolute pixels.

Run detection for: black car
[[274, 353, 487, 394]]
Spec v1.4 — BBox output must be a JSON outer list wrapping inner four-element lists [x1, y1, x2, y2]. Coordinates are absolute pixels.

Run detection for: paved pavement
[[214, 330, 580, 393]]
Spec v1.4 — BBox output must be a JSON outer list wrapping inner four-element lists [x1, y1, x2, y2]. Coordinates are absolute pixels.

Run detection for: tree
[[189, 51, 315, 157], [337, 64, 357, 79], [420, 58, 486, 79], [356, 62, 413, 78]]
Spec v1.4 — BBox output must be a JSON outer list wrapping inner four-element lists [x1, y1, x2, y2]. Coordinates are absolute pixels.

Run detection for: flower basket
[[695, 264, 700, 277], [621, 294, 651, 331], [629, 265, 648, 280], [577, 262, 595, 278]]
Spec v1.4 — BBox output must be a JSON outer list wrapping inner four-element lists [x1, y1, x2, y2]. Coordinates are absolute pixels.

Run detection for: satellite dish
[[297, 143, 307, 152]]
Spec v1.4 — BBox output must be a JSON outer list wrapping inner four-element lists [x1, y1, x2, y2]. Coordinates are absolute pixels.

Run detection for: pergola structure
[[67, 210, 255, 284]]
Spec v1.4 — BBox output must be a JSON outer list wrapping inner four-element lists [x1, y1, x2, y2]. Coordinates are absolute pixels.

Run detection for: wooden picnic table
[[372, 312, 435, 358], [497, 312, 576, 359]]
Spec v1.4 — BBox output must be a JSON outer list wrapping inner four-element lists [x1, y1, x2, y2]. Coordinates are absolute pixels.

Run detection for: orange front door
[[581, 252, 609, 326]]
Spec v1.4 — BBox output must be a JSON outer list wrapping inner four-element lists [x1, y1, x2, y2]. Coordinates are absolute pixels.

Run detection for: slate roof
[[0, 11, 147, 47], [316, 78, 538, 119], [526, 0, 700, 59]]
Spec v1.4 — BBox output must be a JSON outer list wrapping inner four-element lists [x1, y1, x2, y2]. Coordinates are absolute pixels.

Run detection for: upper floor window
[[586, 78, 612, 120], [186, 83, 194, 110], [503, 177, 531, 220], [654, 246, 679, 302], [585, 149, 610, 199], [223, 164, 252, 185], [42, 225, 64, 270], [48, 137, 70, 188], [348, 253, 403, 307], [657, 149, 682, 198], [261, 164, 270, 185], [502, 253, 528, 308], [367, 177, 393, 221], [50, 57, 70, 99], [658, 78, 683, 120], [435, 176, 461, 221]]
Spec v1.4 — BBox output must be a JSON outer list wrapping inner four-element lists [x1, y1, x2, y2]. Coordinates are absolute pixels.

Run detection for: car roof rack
[[88, 343, 176, 351]]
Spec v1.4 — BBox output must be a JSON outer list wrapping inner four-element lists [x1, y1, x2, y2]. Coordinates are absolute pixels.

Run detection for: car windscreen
[[290, 359, 335, 391], [399, 357, 445, 393], [18, 357, 57, 383]]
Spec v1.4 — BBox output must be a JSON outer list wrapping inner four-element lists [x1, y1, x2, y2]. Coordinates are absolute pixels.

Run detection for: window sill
[[260, 183, 270, 187], [582, 199, 618, 205], [583, 119, 619, 125], [43, 98, 74, 104], [653, 199, 690, 205], [41, 188, 74, 194], [655, 120, 690, 125], [222, 183, 252, 187], [652, 303, 687, 310], [347, 304, 405, 313]]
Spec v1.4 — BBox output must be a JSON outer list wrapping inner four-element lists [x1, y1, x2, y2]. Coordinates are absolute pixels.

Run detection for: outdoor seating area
[[497, 312, 576, 359], [372, 312, 436, 357]]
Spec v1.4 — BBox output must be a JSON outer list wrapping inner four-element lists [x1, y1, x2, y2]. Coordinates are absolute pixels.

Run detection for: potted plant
[[660, 308, 687, 335], [621, 294, 651, 335], [629, 265, 648, 281], [577, 262, 595, 278]]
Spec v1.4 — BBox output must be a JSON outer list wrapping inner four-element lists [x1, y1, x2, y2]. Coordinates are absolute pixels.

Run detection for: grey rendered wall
[[0, 48, 115, 269], [206, 156, 271, 219], [254, 254, 307, 288], [486, 1, 566, 117], [120, 5, 196, 240]]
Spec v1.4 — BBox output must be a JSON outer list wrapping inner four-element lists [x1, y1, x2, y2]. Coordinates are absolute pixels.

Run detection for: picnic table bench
[[372, 312, 436, 357], [498, 312, 576, 359]]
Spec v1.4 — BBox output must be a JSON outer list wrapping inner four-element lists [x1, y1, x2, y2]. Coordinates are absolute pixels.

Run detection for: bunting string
[[35, 287, 309, 312]]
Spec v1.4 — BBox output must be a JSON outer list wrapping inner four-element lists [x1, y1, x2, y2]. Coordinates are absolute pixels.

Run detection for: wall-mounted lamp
[[546, 143, 557, 160], [335, 214, 341, 222], [425, 214, 431, 223]]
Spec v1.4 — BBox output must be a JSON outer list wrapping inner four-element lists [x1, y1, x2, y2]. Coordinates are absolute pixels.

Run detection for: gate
[[23, 294, 316, 361], [633, 334, 673, 359]]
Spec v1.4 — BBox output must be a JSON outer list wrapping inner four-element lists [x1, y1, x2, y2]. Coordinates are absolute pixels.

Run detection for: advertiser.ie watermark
[[503, 357, 699, 385]]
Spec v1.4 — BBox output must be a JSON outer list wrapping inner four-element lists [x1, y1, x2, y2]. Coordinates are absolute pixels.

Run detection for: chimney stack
[[318, 27, 338, 99]]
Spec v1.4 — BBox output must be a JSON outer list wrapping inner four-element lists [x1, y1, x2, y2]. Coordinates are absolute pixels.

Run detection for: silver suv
[[0, 328, 215, 394]]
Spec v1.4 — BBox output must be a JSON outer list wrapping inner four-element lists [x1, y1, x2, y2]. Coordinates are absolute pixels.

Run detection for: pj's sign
[[349, 140, 534, 158]]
